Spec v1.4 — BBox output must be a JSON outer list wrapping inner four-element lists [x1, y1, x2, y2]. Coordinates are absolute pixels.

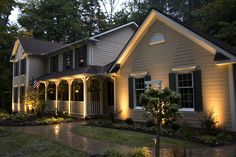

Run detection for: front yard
[[72, 125, 202, 148], [0, 127, 87, 157]]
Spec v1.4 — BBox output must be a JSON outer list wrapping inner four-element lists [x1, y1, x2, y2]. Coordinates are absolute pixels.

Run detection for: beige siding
[[116, 20, 231, 129], [93, 27, 135, 66]]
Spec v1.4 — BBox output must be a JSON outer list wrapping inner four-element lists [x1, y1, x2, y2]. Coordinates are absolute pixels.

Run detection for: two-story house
[[10, 22, 138, 117], [10, 10, 236, 131]]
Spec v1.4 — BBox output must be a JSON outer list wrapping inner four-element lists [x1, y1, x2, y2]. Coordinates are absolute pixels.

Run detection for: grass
[[0, 127, 87, 157], [72, 125, 205, 148]]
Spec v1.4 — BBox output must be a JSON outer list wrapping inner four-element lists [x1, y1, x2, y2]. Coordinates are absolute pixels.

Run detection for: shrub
[[170, 121, 181, 131], [200, 135, 217, 145], [201, 110, 218, 134], [103, 148, 123, 157], [216, 133, 232, 142], [125, 118, 134, 125], [145, 119, 155, 127], [172, 146, 192, 157], [128, 147, 152, 157]]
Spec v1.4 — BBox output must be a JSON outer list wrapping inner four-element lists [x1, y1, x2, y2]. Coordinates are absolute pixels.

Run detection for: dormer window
[[149, 33, 165, 45], [75, 46, 87, 68], [63, 51, 73, 71]]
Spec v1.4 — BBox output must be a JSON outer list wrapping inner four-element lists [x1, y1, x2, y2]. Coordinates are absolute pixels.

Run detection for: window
[[20, 86, 25, 103], [50, 55, 58, 73], [75, 46, 87, 68], [134, 77, 145, 107], [14, 62, 19, 76], [63, 51, 73, 70], [177, 73, 194, 110], [20, 58, 26, 75], [14, 87, 18, 103], [149, 33, 165, 45]]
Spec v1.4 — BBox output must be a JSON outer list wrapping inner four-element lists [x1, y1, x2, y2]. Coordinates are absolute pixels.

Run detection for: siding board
[[116, 20, 231, 129]]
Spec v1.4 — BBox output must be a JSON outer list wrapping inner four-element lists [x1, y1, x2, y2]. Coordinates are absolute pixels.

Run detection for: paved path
[[6, 122, 236, 157]]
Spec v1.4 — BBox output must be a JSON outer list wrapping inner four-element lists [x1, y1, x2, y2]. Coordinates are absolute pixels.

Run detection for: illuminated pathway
[[8, 122, 236, 157]]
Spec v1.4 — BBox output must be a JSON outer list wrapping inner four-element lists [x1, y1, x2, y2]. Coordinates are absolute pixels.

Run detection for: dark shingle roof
[[37, 66, 109, 80], [19, 38, 67, 55]]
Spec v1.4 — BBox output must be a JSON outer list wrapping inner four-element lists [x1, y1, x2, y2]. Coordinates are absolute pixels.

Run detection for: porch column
[[68, 79, 73, 115], [44, 81, 49, 101], [55, 81, 60, 113], [99, 78, 105, 115], [111, 76, 117, 113], [82, 77, 89, 118]]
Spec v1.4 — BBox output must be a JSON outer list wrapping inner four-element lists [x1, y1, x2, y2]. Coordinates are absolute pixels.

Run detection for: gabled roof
[[109, 9, 236, 72], [19, 38, 67, 55]]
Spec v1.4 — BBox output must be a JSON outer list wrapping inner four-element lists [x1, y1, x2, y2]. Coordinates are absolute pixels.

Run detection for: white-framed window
[[177, 72, 194, 111], [134, 77, 145, 108]]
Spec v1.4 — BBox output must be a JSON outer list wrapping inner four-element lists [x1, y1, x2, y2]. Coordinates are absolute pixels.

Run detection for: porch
[[37, 74, 116, 118]]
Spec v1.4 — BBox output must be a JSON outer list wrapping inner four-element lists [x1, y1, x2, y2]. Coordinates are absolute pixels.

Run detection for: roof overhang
[[109, 9, 236, 72]]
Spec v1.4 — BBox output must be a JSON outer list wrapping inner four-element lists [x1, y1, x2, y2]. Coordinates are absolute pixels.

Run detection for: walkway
[[7, 122, 236, 157]]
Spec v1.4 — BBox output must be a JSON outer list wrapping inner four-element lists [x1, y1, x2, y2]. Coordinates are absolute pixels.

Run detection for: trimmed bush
[[103, 148, 123, 157], [125, 118, 134, 125], [128, 147, 152, 157]]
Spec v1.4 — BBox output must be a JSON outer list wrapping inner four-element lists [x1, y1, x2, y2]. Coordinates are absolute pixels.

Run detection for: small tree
[[140, 87, 180, 157], [24, 87, 45, 116]]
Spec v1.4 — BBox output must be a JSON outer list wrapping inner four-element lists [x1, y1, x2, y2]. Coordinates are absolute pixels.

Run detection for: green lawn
[[0, 127, 87, 157], [72, 125, 205, 148]]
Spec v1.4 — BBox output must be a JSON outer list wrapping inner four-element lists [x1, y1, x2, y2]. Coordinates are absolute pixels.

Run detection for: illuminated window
[[134, 77, 145, 107], [75, 46, 87, 68], [63, 51, 73, 70], [177, 73, 194, 109]]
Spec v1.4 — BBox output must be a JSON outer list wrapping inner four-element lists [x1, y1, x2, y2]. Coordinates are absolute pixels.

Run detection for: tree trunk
[[155, 122, 160, 157]]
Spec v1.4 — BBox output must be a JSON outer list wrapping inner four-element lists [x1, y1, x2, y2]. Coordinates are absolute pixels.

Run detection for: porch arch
[[58, 80, 69, 101], [71, 79, 84, 101], [47, 81, 56, 100]]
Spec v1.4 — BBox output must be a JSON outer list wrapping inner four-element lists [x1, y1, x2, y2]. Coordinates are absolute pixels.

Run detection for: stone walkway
[[6, 122, 236, 157]]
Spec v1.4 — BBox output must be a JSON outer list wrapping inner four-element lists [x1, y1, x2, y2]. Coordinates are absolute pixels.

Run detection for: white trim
[[228, 64, 236, 131], [179, 108, 195, 112], [171, 66, 196, 72], [89, 22, 138, 40], [110, 9, 236, 72], [130, 72, 148, 77]]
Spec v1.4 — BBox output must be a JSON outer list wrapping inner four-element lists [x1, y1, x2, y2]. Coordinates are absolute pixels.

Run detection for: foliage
[[128, 147, 152, 157], [18, 0, 107, 43], [201, 110, 218, 134], [103, 148, 123, 157], [125, 118, 134, 125], [192, 0, 236, 46], [38, 117, 65, 124], [24, 87, 45, 115], [140, 88, 180, 127], [200, 135, 217, 145]]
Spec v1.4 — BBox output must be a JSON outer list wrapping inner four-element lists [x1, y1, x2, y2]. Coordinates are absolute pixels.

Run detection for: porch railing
[[88, 101, 100, 115]]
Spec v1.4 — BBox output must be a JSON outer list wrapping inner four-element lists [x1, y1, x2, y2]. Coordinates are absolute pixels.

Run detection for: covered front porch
[[38, 74, 116, 118]]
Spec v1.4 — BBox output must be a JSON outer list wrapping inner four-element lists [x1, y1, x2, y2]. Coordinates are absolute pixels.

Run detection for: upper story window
[[134, 77, 145, 107], [20, 58, 26, 75], [50, 55, 58, 73], [75, 46, 87, 68], [14, 61, 19, 76], [177, 73, 194, 110], [63, 51, 73, 71], [149, 33, 165, 45]]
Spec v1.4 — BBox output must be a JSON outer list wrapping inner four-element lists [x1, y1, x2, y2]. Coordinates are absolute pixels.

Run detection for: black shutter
[[128, 77, 134, 108], [169, 73, 177, 91], [193, 70, 203, 111]]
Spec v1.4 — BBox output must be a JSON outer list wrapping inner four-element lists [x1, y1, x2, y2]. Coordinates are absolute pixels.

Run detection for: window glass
[[134, 78, 145, 106], [20, 59, 26, 75], [75, 46, 87, 68], [14, 87, 18, 103], [14, 62, 19, 76], [177, 73, 194, 109], [20, 86, 25, 103], [50, 55, 58, 73], [63, 51, 73, 70]]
